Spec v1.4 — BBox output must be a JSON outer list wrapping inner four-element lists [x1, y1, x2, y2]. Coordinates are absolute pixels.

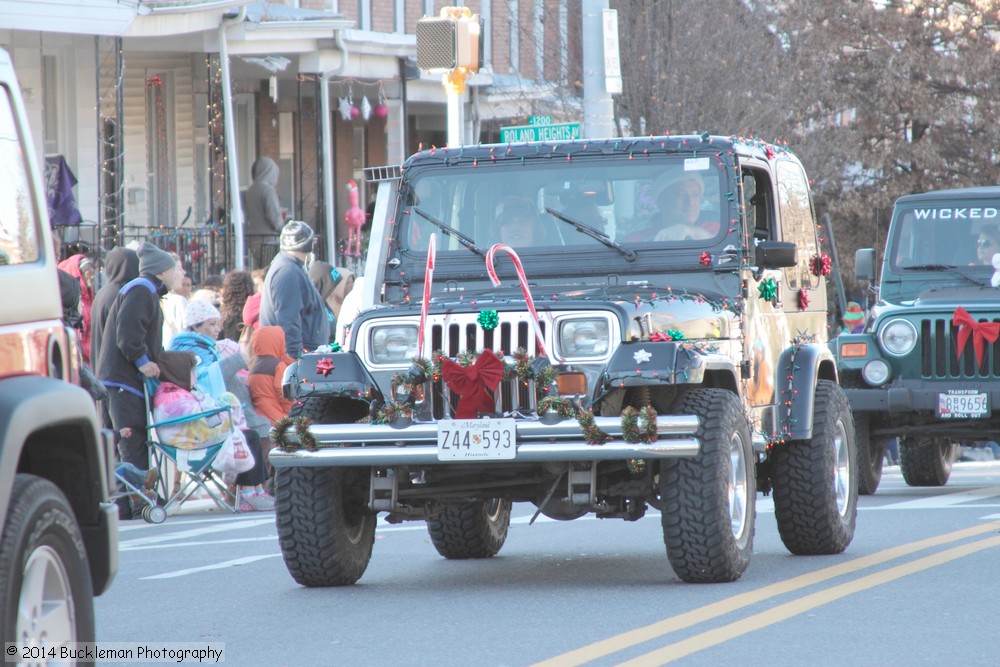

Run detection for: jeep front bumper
[[269, 415, 700, 468]]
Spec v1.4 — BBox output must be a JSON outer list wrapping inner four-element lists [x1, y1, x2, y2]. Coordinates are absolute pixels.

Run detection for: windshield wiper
[[904, 263, 987, 286], [544, 207, 637, 262], [412, 207, 486, 258]]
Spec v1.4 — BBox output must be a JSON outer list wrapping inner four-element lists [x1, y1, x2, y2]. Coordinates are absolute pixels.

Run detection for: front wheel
[[772, 380, 857, 555], [427, 499, 512, 559], [0, 475, 96, 648], [275, 467, 376, 586], [854, 413, 885, 495], [661, 389, 755, 583], [899, 438, 956, 487]]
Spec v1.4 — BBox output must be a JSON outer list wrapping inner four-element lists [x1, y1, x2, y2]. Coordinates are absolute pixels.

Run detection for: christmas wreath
[[272, 415, 317, 451]]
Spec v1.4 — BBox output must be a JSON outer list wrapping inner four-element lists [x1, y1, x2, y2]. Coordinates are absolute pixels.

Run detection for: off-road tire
[[288, 396, 339, 422], [275, 466, 376, 586], [899, 437, 956, 487], [0, 475, 95, 646], [854, 413, 885, 496], [772, 380, 857, 555], [427, 499, 512, 559], [661, 389, 755, 583]]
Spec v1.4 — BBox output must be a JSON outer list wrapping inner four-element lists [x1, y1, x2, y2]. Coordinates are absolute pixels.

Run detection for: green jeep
[[837, 186, 1000, 494]]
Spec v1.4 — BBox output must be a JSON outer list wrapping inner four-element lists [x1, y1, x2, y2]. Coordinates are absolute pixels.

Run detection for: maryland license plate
[[937, 390, 989, 419], [437, 418, 517, 460]]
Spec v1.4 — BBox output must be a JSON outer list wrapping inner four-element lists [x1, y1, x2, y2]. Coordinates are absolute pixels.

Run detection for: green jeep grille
[[920, 317, 1000, 378]]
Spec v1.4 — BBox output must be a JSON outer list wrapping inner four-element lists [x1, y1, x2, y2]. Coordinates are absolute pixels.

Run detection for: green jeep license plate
[[937, 391, 989, 419]]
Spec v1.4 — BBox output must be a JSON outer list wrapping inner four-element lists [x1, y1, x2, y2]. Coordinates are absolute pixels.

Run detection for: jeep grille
[[920, 317, 1000, 378]]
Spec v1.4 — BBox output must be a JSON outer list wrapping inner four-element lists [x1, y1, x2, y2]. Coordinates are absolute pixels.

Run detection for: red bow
[[440, 349, 504, 419], [953, 306, 1000, 367], [314, 358, 335, 376]]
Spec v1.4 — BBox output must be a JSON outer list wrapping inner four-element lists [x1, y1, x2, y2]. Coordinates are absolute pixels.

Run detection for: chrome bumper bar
[[270, 415, 700, 468]]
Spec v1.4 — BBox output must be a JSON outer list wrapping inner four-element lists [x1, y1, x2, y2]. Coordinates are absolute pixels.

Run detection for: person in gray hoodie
[[245, 156, 283, 237], [90, 246, 140, 371]]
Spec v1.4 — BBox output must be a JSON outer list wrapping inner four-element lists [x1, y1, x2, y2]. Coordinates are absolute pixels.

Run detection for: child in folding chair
[[153, 351, 273, 511]]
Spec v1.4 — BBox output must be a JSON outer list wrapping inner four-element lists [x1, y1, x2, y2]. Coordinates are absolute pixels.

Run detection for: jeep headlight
[[879, 319, 917, 356], [370, 325, 419, 364], [558, 318, 610, 358]]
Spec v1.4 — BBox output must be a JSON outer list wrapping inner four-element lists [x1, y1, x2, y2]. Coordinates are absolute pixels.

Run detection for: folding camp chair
[[144, 380, 242, 517]]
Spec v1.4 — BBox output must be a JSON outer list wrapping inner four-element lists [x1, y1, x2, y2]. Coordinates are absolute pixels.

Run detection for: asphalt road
[[95, 461, 1000, 666]]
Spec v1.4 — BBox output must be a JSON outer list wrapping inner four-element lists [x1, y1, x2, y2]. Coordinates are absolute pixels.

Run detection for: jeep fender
[[282, 351, 385, 407], [773, 343, 839, 441], [0, 375, 117, 593]]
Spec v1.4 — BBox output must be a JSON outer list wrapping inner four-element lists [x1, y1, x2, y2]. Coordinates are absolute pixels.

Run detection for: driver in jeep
[[625, 170, 715, 242]]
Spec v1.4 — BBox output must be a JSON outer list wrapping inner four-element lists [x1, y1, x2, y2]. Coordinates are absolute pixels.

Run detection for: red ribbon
[[953, 306, 1000, 367], [440, 349, 504, 419]]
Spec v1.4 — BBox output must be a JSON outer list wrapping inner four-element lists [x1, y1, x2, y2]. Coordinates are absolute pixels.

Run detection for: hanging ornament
[[758, 277, 778, 302], [361, 95, 372, 122], [798, 288, 810, 311], [338, 96, 352, 121], [374, 101, 388, 118], [810, 253, 832, 276], [350, 104, 360, 120]]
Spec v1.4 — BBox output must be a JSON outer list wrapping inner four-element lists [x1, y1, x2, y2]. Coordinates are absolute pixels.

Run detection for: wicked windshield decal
[[913, 207, 1000, 220]]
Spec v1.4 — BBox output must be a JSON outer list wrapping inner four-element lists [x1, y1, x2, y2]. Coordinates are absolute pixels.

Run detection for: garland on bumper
[[272, 416, 317, 452], [537, 399, 654, 476]]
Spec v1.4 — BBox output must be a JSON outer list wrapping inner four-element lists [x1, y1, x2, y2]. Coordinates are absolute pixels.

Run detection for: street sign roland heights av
[[500, 116, 581, 143]]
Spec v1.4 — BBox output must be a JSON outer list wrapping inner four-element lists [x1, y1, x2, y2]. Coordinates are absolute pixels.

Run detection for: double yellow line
[[534, 521, 1000, 666]]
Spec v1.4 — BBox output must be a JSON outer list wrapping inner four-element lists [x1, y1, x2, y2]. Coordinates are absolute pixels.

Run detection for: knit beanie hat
[[307, 261, 343, 301], [279, 220, 315, 252], [184, 298, 222, 329], [138, 243, 176, 276], [843, 301, 865, 323]]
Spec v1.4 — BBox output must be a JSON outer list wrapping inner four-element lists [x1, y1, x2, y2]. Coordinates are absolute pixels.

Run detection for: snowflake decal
[[633, 349, 652, 364]]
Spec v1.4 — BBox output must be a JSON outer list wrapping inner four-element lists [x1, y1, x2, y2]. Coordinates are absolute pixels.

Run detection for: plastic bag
[[213, 429, 255, 474]]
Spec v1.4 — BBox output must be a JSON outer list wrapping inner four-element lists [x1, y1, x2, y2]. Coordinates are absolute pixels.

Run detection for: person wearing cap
[[625, 169, 713, 243], [260, 220, 329, 357], [308, 261, 355, 342], [841, 301, 866, 334], [98, 242, 182, 517]]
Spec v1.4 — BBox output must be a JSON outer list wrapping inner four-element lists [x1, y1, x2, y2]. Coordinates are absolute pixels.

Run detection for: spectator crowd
[[58, 219, 359, 520]]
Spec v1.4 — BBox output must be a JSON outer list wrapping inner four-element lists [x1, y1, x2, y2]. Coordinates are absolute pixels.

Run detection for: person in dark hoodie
[[90, 246, 140, 372], [98, 244, 181, 518], [245, 156, 283, 238]]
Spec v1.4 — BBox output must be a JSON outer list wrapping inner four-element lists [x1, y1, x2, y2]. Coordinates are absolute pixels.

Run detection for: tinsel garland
[[272, 416, 317, 452], [537, 396, 578, 418], [620, 405, 657, 475], [373, 401, 414, 424], [576, 409, 611, 445]]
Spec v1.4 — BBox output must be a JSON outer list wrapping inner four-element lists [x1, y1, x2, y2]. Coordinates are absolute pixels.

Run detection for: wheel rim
[[17, 545, 76, 649], [485, 498, 505, 523], [728, 432, 749, 540], [833, 419, 851, 516]]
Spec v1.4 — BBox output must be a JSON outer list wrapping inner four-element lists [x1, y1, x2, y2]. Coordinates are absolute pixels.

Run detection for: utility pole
[[582, 0, 621, 139]]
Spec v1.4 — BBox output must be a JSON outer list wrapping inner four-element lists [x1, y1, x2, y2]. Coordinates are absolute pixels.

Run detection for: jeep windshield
[[396, 156, 727, 267], [889, 203, 1000, 276]]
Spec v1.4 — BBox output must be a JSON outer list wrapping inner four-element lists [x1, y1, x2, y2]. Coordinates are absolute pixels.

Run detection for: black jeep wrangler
[[837, 185, 1000, 494], [0, 48, 117, 646], [271, 135, 857, 586]]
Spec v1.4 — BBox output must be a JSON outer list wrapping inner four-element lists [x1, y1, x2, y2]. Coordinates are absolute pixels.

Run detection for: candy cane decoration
[[485, 243, 548, 359], [418, 233, 437, 358]]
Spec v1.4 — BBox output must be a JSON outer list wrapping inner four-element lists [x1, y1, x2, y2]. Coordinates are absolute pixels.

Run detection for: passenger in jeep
[[625, 170, 715, 242], [975, 224, 1000, 265]]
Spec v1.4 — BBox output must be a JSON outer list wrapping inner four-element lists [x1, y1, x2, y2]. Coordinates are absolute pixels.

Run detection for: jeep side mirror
[[755, 240, 797, 269], [855, 248, 876, 281]]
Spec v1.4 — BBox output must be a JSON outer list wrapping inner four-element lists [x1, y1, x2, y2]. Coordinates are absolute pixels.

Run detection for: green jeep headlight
[[879, 319, 917, 356]]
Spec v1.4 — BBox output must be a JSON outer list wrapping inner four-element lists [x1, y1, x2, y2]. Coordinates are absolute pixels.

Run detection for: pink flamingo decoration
[[344, 179, 366, 257]]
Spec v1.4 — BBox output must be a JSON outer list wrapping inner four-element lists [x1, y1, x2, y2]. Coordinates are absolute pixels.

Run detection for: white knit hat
[[184, 299, 221, 329]]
